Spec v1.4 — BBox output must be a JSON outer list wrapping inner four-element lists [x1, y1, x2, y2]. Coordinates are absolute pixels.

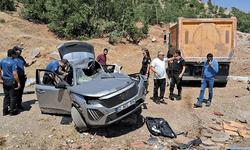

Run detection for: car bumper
[[76, 76, 147, 127]]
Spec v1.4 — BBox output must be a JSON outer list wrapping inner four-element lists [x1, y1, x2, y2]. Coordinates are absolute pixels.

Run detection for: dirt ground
[[0, 11, 250, 149]]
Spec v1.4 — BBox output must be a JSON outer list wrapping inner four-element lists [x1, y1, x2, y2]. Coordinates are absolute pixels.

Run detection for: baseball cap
[[13, 46, 24, 51], [8, 49, 18, 56]]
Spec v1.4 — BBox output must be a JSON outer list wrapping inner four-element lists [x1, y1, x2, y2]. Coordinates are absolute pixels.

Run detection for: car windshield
[[76, 68, 113, 84]]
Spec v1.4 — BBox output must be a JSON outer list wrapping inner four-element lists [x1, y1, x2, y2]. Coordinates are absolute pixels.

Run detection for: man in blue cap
[[0, 49, 21, 116], [13, 46, 36, 109]]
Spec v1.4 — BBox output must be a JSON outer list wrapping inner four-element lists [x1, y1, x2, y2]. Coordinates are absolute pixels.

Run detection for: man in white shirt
[[151, 51, 176, 104]]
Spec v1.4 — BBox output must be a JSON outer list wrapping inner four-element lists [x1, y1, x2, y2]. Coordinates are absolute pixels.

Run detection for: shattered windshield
[[76, 68, 113, 84]]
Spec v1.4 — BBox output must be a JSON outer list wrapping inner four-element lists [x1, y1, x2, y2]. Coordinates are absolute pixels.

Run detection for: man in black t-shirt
[[169, 50, 186, 100]]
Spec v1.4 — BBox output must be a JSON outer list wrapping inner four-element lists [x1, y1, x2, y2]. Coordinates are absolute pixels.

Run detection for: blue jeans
[[198, 77, 214, 103]]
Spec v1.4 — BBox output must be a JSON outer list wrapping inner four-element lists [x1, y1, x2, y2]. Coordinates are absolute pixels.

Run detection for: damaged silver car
[[35, 42, 148, 131]]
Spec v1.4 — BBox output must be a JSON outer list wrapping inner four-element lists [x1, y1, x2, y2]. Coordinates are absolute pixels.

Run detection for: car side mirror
[[55, 82, 67, 89]]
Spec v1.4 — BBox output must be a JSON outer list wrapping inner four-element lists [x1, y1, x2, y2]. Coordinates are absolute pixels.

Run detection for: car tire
[[71, 107, 89, 131]]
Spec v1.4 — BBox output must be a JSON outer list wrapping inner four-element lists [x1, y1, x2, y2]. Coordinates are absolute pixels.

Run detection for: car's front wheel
[[71, 107, 89, 131]]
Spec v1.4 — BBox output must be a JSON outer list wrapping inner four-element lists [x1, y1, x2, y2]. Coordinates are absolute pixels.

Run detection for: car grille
[[87, 109, 104, 121], [105, 98, 144, 123], [100, 84, 138, 108]]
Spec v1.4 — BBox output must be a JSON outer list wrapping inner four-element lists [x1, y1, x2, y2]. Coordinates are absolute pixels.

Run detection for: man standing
[[43, 59, 69, 85], [0, 49, 21, 116], [194, 53, 218, 107], [151, 51, 175, 104], [13, 46, 36, 109], [97, 48, 108, 66], [169, 50, 186, 101]]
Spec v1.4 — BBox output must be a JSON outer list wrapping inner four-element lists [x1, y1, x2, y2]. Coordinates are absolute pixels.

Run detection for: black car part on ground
[[145, 117, 177, 138], [171, 138, 202, 149]]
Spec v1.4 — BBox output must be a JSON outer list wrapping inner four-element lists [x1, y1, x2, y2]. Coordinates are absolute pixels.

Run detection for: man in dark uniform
[[43, 59, 69, 85], [0, 49, 21, 116], [13, 46, 36, 109], [169, 50, 186, 101]]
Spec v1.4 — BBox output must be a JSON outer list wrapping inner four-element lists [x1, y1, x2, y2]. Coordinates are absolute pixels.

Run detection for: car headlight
[[84, 96, 101, 105]]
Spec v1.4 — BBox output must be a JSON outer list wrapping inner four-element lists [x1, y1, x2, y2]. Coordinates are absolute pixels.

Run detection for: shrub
[[0, 19, 5, 23]]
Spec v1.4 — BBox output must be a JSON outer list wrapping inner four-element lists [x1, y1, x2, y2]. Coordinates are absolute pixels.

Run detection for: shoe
[[169, 94, 174, 100], [160, 99, 167, 104], [10, 111, 18, 116], [176, 96, 181, 101], [206, 101, 211, 107], [155, 100, 160, 104], [17, 105, 24, 109], [194, 102, 202, 107], [3, 110, 10, 116], [160, 99, 165, 102]]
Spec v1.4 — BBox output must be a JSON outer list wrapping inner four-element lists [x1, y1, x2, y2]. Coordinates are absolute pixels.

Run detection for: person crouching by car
[[0, 49, 21, 116], [43, 59, 69, 85]]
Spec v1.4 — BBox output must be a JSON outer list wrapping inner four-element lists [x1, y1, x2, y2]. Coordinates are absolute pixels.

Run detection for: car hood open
[[57, 42, 95, 61], [68, 77, 134, 97]]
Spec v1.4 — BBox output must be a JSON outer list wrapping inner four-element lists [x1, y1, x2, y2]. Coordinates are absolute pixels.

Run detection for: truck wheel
[[71, 107, 89, 131]]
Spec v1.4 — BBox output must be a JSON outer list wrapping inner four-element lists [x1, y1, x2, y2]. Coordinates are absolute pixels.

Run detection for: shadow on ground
[[86, 114, 145, 138], [183, 81, 227, 88], [18, 99, 37, 113]]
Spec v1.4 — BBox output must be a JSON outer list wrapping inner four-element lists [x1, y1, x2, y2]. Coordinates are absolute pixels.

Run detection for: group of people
[[1, 45, 218, 116], [0, 46, 36, 116], [139, 48, 218, 107]]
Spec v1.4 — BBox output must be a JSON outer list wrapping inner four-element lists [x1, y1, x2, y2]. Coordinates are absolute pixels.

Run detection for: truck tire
[[71, 107, 89, 131]]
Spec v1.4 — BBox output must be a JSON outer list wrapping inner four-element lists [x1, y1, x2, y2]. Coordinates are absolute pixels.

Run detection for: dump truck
[[167, 17, 237, 85]]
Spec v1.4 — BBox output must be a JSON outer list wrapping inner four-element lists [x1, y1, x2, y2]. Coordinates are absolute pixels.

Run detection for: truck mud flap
[[145, 117, 176, 138]]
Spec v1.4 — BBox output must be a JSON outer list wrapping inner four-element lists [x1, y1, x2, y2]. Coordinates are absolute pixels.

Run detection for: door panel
[[36, 69, 71, 113]]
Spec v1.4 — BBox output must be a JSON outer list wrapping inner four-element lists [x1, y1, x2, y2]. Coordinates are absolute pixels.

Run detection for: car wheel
[[71, 107, 89, 131]]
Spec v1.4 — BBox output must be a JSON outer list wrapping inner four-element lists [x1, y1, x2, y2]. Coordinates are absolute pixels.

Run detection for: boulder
[[29, 48, 40, 59], [49, 51, 60, 60]]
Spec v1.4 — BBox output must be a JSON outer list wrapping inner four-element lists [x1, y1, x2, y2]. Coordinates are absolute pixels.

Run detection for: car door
[[35, 69, 71, 114]]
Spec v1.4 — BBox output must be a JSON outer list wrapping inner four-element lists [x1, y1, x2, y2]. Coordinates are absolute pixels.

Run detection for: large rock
[[49, 51, 61, 60], [211, 132, 231, 142], [29, 48, 41, 59], [200, 137, 215, 146]]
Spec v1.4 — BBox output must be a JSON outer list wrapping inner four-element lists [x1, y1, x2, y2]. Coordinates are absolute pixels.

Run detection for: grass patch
[[0, 19, 5, 23]]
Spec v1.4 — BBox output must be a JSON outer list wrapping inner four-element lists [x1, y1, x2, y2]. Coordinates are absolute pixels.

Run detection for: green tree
[[21, 0, 49, 23], [0, 0, 15, 11]]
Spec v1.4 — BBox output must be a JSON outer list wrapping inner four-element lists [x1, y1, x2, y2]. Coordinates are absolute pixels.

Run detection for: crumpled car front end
[[69, 73, 147, 128]]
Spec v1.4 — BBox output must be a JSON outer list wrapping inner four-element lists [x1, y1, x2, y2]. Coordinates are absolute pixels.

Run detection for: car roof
[[57, 42, 95, 61]]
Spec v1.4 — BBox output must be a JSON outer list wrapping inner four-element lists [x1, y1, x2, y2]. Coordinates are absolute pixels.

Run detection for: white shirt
[[151, 58, 167, 79]]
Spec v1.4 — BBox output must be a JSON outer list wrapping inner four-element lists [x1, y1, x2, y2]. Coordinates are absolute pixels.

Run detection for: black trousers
[[3, 79, 17, 114], [153, 78, 166, 99], [140, 68, 150, 78], [16, 75, 27, 107], [170, 74, 182, 96], [43, 75, 55, 85]]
